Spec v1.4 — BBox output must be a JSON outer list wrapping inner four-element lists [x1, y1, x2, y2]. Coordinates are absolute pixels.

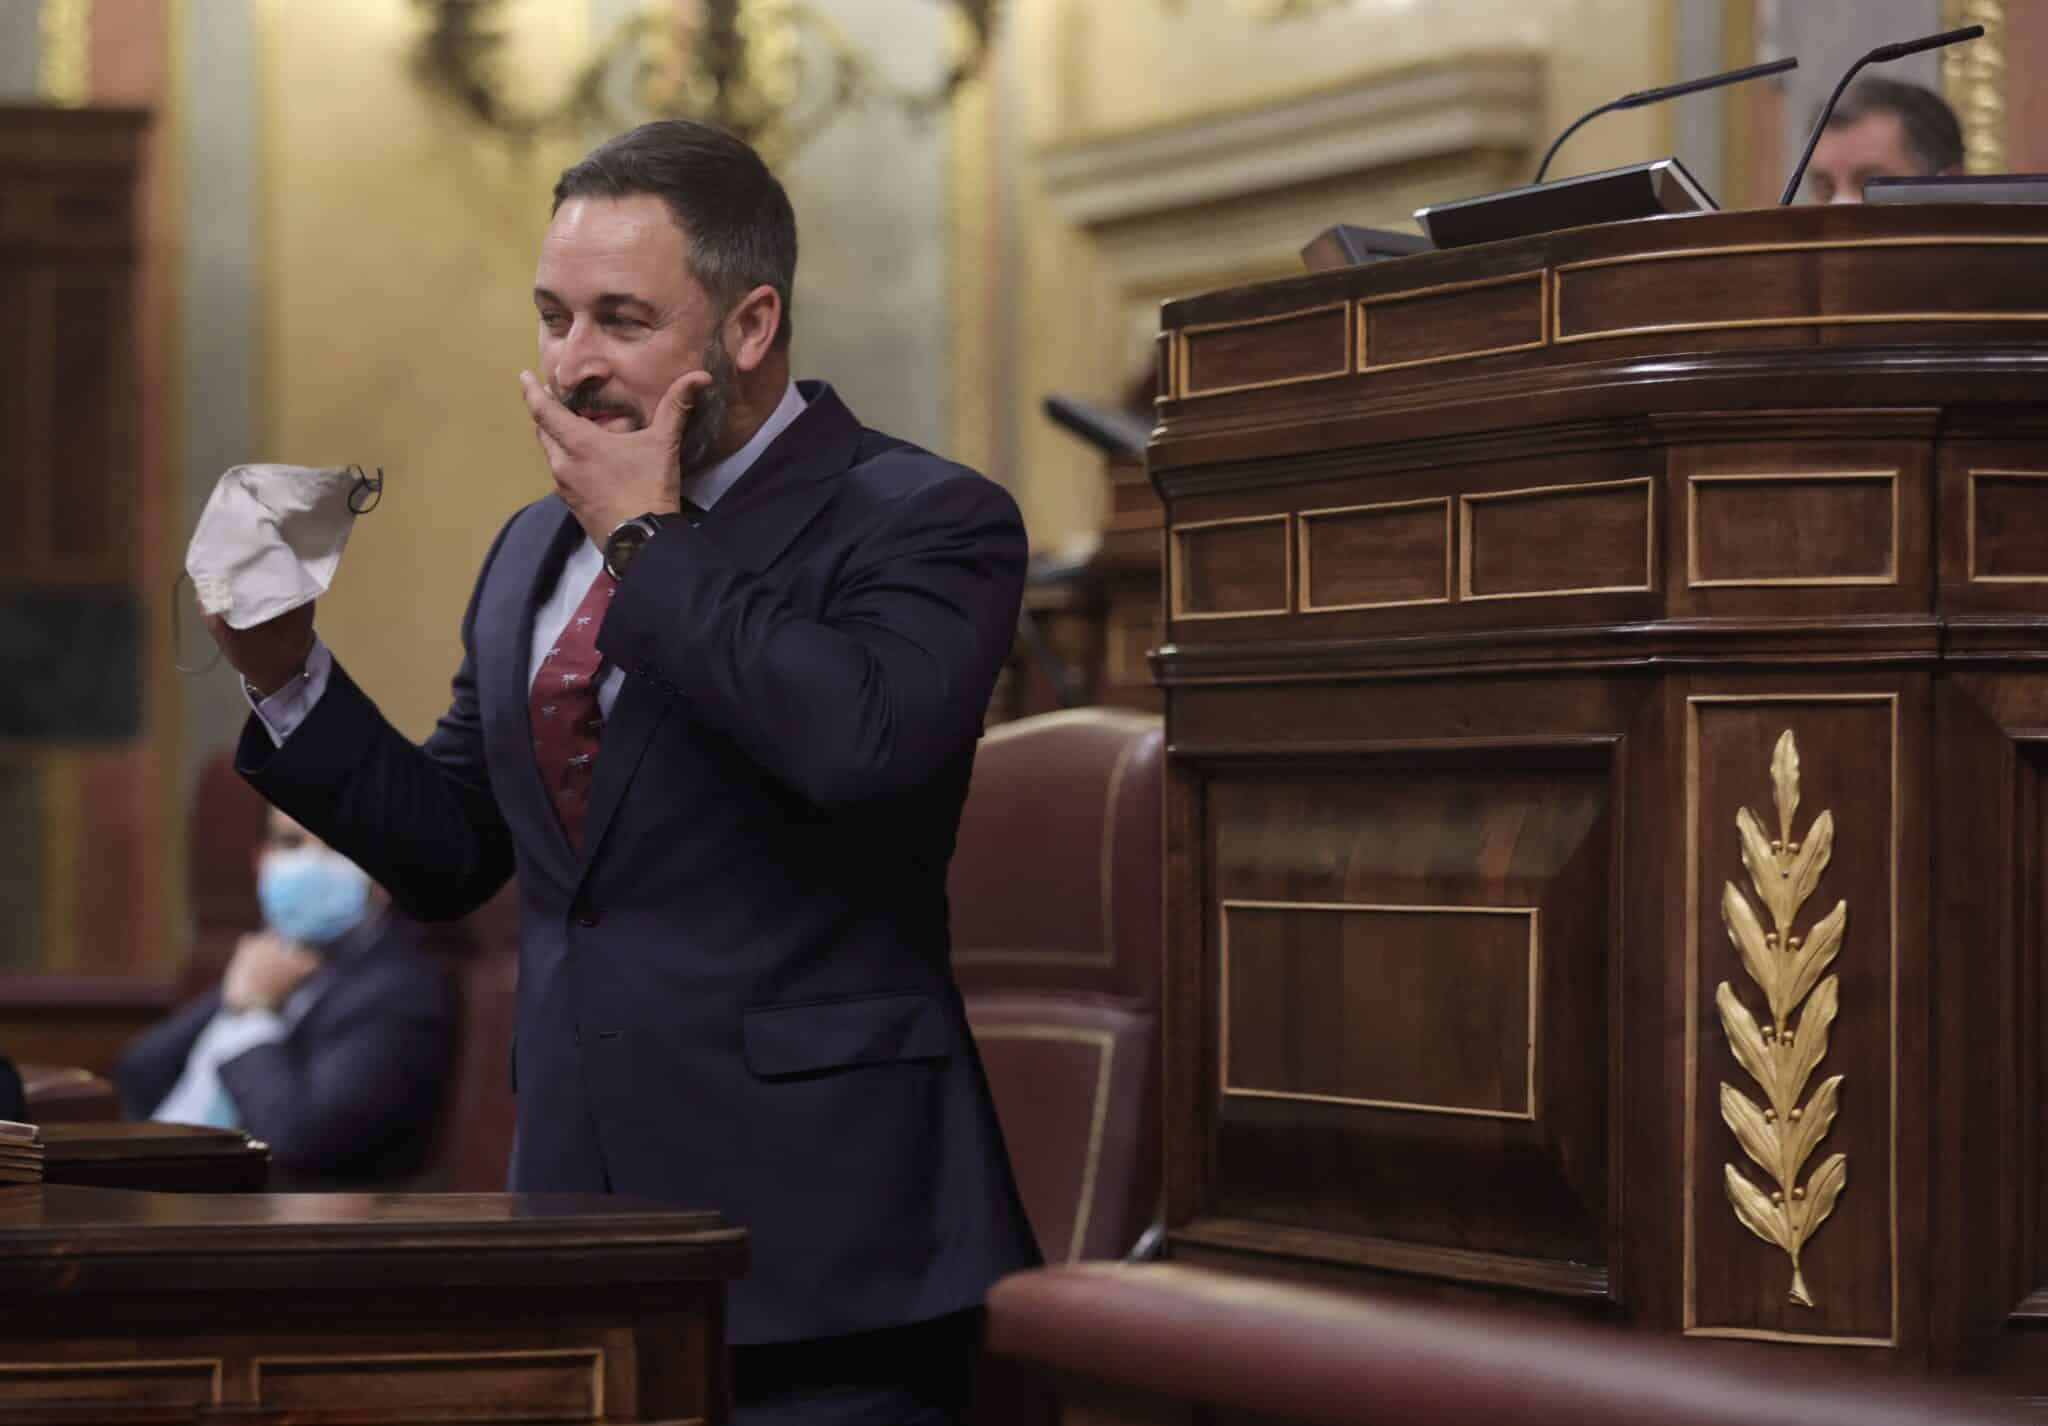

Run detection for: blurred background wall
[[0, 0, 2035, 977]]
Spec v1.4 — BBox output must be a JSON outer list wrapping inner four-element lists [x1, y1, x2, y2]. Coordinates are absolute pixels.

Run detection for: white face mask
[[184, 464, 376, 630]]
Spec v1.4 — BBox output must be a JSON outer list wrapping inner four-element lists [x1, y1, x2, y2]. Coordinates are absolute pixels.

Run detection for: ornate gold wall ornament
[[1158, 0, 1352, 17], [1940, 0, 2007, 175], [413, 0, 998, 164], [1716, 730, 1849, 1308]]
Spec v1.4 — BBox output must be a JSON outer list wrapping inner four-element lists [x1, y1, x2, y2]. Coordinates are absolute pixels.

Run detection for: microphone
[[1778, 25, 1982, 204], [1534, 57, 1797, 183]]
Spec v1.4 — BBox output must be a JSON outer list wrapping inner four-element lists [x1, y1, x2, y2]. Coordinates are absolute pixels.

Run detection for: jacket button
[[575, 905, 602, 928]]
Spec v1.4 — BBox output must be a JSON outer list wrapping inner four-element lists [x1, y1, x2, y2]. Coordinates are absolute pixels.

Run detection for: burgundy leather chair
[[181, 750, 275, 997], [987, 1263, 2039, 1426], [415, 884, 520, 1192], [948, 708, 1164, 1264]]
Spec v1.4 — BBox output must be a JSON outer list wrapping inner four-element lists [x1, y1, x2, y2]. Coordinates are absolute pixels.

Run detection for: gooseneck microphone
[[1778, 25, 1983, 204], [1533, 57, 1798, 184]]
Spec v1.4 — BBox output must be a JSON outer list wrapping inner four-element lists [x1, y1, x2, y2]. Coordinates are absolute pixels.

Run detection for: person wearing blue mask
[[114, 808, 455, 1188]]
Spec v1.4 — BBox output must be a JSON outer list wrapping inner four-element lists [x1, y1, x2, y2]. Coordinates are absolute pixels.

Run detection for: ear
[[724, 284, 784, 374]]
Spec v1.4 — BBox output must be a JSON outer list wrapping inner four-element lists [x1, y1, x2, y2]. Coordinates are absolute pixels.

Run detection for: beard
[[676, 334, 735, 479]]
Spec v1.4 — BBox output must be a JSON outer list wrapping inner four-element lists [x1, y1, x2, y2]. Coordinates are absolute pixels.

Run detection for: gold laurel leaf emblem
[[1717, 730, 1848, 1308]]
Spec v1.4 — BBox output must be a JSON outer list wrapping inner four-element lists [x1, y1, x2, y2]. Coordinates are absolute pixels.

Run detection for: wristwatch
[[603, 513, 666, 580]]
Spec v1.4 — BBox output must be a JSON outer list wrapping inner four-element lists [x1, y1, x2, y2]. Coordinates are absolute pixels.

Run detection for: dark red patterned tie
[[529, 570, 616, 848]]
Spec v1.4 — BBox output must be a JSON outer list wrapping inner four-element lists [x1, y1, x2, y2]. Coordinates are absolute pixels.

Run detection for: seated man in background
[[115, 808, 455, 1187], [1804, 76, 1964, 203]]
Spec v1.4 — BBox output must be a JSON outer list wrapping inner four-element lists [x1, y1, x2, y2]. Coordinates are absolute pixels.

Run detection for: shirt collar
[[683, 379, 805, 512]]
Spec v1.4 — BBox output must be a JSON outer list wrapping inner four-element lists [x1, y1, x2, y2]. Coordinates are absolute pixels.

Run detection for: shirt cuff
[[247, 637, 333, 746], [206, 1007, 291, 1061]]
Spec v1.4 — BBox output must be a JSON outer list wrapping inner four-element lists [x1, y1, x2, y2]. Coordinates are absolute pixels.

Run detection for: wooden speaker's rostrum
[[1152, 201, 2048, 1382]]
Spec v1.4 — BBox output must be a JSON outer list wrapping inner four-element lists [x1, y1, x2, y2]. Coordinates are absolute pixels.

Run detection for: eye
[[538, 310, 569, 335], [603, 314, 646, 332]]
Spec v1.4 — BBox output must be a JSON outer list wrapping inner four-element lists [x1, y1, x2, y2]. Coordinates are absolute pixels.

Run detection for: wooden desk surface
[[0, 1182, 745, 1291], [0, 1186, 746, 1423]]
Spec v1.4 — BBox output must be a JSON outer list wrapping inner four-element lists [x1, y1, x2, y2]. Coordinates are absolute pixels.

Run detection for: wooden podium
[[1152, 203, 2048, 1382], [0, 1185, 743, 1422]]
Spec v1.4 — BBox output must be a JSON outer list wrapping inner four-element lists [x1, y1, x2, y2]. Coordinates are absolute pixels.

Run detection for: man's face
[[1805, 110, 1930, 204], [533, 193, 732, 474]]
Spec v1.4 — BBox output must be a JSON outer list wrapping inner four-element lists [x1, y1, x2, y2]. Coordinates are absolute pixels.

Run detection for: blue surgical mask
[[258, 846, 372, 946]]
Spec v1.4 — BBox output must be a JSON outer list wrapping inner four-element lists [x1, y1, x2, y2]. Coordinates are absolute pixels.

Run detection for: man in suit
[[1802, 77, 1964, 204], [203, 119, 1038, 1424], [115, 807, 454, 1187]]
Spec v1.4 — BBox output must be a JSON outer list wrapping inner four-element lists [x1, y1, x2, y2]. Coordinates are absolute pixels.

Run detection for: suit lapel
[[696, 380, 862, 575], [483, 499, 584, 874], [571, 382, 863, 879]]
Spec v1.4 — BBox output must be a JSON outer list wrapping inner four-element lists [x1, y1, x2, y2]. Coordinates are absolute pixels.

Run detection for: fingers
[[532, 420, 568, 467], [519, 370, 584, 449], [652, 370, 714, 441]]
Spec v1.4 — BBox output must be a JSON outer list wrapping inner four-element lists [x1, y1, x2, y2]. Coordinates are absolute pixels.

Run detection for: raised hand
[[221, 930, 321, 1014], [204, 600, 316, 698]]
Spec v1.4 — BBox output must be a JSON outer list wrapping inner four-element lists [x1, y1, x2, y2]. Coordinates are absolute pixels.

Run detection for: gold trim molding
[[969, 1024, 1115, 1261], [1686, 471, 1900, 590], [1716, 731, 1849, 1309], [1553, 237, 2048, 346], [1219, 899, 1540, 1121], [1458, 477, 1657, 603], [1966, 469, 2048, 584], [1296, 496, 1453, 614], [1941, 0, 2008, 175], [1356, 270, 1550, 374], [251, 1348, 604, 1417], [1176, 302, 1353, 400], [1170, 513, 1294, 622]]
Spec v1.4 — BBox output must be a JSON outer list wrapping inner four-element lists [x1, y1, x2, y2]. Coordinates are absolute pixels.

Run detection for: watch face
[[605, 522, 651, 577]]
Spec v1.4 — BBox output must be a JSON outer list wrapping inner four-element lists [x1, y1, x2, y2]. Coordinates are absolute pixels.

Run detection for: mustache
[[562, 381, 641, 423]]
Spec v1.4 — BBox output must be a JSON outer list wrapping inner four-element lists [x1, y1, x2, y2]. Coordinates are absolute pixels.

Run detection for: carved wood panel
[[1197, 748, 1612, 1277]]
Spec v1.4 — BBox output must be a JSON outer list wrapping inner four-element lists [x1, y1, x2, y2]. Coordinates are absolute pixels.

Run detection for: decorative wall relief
[[1716, 730, 1849, 1308]]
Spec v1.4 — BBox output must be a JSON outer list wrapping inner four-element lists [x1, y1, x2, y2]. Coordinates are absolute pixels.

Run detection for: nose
[[548, 317, 609, 397], [1828, 191, 1862, 205]]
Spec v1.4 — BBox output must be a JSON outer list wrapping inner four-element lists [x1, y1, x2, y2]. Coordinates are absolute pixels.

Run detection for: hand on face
[[519, 368, 714, 548], [222, 930, 322, 1014]]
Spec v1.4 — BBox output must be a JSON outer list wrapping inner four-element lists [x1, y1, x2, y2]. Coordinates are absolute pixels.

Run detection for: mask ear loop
[[171, 569, 224, 675], [347, 464, 384, 515]]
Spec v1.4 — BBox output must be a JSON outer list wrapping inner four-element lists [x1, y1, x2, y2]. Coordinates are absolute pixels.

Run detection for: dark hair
[[552, 120, 798, 350], [1825, 77, 1965, 175]]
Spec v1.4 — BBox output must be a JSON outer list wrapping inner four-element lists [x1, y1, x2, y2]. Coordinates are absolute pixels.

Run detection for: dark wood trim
[[1171, 1218, 1613, 1300]]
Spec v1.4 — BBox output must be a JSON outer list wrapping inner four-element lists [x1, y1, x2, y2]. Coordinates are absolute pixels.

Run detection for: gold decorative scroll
[[1716, 731, 1849, 1308]]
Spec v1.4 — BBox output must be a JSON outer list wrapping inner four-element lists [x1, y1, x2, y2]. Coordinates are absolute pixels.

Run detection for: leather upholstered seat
[[948, 708, 1164, 1263]]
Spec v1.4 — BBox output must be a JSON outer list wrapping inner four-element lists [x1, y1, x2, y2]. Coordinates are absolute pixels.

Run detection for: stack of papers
[[0, 1120, 43, 1186]]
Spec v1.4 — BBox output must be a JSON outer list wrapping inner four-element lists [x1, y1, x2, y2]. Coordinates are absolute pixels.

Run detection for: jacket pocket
[[741, 991, 952, 1079]]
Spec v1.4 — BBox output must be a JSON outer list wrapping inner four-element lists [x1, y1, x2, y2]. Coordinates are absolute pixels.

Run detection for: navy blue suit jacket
[[114, 911, 454, 1187], [236, 383, 1041, 1344]]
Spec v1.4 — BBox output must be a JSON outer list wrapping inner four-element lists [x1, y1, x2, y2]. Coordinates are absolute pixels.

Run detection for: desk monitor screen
[[1865, 173, 2048, 205], [1415, 157, 1717, 250]]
